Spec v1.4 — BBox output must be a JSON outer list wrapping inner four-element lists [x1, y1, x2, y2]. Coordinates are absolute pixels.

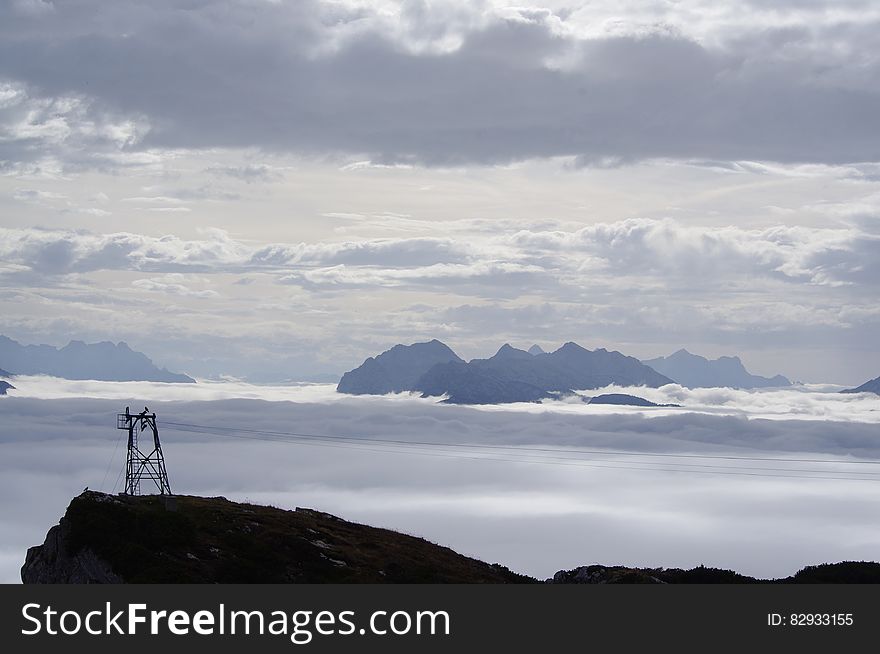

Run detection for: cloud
[[509, 218, 880, 287], [4, 218, 877, 288], [0, 80, 150, 175], [131, 274, 219, 298], [2, 392, 880, 583], [206, 163, 283, 183], [1, 1, 879, 167]]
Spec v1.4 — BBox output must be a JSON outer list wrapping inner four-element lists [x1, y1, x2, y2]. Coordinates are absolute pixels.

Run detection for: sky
[[2, 0, 880, 384], [3, 387, 880, 583]]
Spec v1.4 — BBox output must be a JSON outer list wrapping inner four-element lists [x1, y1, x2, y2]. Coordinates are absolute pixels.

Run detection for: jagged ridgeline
[[338, 340, 672, 404], [641, 349, 791, 389], [0, 335, 194, 383]]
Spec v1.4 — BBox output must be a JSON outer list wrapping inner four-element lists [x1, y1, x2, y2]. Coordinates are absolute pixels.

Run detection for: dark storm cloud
[[1, 0, 880, 166]]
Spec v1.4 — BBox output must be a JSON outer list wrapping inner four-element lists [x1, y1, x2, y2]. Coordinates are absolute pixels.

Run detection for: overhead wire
[[160, 420, 880, 483]]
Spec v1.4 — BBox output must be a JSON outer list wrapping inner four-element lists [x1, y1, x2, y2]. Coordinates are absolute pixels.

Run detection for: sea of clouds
[[1, 378, 879, 584]]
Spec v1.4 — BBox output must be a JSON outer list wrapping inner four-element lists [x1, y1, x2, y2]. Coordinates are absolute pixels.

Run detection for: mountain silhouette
[[337, 339, 463, 394], [0, 335, 194, 383], [642, 349, 790, 389], [588, 393, 679, 407], [0, 380, 13, 395], [840, 375, 880, 395], [339, 341, 673, 404], [527, 344, 545, 355]]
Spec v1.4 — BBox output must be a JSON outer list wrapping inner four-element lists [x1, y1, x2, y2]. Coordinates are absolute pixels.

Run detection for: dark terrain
[[22, 492, 880, 584]]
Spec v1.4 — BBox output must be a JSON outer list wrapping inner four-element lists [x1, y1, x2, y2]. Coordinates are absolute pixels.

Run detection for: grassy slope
[[63, 492, 531, 583]]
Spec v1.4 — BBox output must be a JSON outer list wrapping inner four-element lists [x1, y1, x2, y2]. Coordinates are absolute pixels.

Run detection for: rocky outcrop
[[0, 380, 13, 395], [22, 512, 122, 584]]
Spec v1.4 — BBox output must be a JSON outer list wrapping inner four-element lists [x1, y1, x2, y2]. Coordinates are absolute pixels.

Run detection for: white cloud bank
[[2, 392, 880, 583], [6, 376, 880, 424]]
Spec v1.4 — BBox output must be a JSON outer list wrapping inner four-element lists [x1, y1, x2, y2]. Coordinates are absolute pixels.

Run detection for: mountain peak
[[337, 340, 463, 395], [527, 344, 545, 355], [492, 344, 532, 360]]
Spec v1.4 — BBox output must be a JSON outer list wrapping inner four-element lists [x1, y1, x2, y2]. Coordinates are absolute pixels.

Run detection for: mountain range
[[642, 349, 791, 389], [339, 340, 673, 404], [0, 335, 195, 383], [841, 375, 880, 395]]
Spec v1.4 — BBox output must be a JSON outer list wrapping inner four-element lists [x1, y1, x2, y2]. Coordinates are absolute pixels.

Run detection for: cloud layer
[[3, 393, 880, 583], [2, 0, 880, 167]]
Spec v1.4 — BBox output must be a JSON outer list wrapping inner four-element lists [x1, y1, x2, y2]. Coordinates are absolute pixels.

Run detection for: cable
[[160, 421, 880, 483], [100, 428, 126, 492], [165, 423, 880, 476], [162, 419, 880, 467]]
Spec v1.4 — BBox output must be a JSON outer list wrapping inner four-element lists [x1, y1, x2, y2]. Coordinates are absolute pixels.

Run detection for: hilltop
[[21, 492, 527, 584]]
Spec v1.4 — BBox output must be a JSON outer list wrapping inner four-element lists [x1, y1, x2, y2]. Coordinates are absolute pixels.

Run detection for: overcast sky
[[2, 0, 880, 384]]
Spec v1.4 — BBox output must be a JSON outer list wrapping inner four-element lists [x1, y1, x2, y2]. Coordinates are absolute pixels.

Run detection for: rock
[[21, 519, 121, 584]]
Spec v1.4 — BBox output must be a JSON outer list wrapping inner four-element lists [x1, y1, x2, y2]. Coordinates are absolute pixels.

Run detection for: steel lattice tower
[[117, 406, 172, 495]]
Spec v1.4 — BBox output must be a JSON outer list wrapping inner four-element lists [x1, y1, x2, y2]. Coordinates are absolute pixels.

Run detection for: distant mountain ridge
[[642, 349, 790, 389], [338, 340, 674, 404], [0, 335, 194, 383], [337, 339, 463, 395], [841, 376, 880, 395]]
